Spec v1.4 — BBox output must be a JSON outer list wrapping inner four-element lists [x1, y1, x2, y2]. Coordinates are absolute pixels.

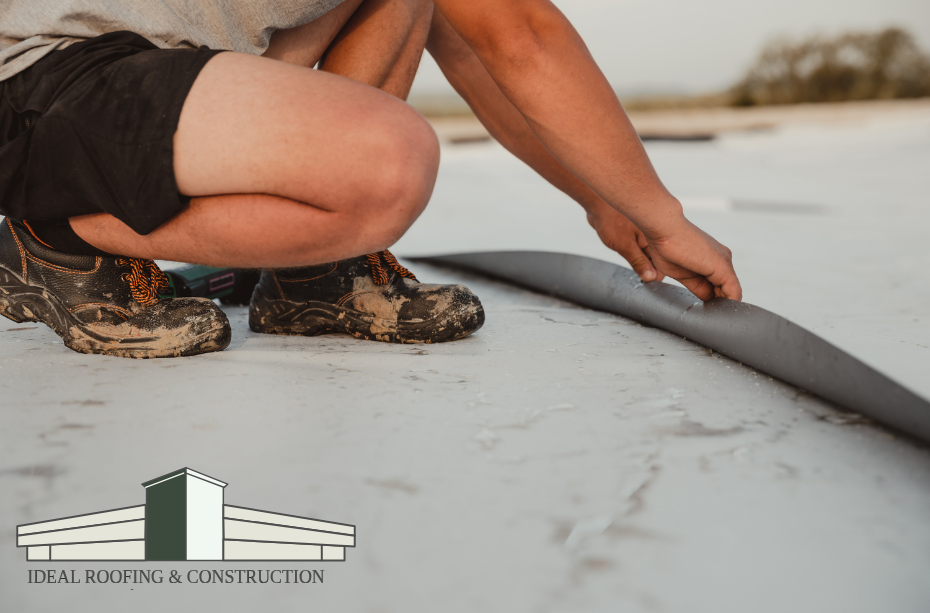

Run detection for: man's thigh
[[173, 52, 437, 214]]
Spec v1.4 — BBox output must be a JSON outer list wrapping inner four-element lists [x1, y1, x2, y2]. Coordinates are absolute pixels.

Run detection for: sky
[[410, 0, 930, 96]]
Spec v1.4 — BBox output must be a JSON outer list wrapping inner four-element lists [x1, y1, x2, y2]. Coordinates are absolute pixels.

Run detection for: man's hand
[[588, 200, 741, 301], [585, 202, 664, 283], [643, 213, 742, 301]]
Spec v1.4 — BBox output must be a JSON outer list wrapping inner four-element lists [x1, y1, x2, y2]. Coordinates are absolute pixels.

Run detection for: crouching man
[[0, 0, 485, 357], [0, 0, 740, 359]]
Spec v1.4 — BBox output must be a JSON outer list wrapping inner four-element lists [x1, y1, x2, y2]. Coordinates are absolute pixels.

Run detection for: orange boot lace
[[117, 258, 170, 306], [366, 250, 418, 285]]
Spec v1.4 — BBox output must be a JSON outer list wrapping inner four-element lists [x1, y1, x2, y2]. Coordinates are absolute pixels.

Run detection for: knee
[[368, 107, 439, 244], [386, 106, 439, 206]]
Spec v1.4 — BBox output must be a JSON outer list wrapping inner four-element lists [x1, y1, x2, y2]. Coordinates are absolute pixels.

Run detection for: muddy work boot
[[0, 219, 230, 358], [250, 250, 484, 343]]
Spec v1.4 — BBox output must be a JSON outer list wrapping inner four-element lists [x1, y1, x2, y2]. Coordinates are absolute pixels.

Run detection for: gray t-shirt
[[0, 0, 346, 83]]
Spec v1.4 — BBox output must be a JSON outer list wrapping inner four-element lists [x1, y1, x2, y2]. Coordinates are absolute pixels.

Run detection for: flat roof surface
[[2, 101, 929, 611]]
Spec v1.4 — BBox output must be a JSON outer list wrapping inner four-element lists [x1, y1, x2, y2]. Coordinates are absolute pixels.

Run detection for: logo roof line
[[225, 537, 357, 549], [17, 537, 144, 549], [225, 504, 356, 529], [17, 517, 143, 540], [16, 504, 145, 530]]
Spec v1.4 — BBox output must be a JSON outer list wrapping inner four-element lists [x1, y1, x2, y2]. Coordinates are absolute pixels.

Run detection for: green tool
[[158, 265, 259, 305]]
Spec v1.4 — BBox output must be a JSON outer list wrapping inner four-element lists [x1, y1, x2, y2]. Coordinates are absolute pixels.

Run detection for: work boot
[[249, 250, 484, 343], [0, 219, 231, 358]]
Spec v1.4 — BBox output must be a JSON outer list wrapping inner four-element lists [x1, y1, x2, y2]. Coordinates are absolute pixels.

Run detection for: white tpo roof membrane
[[2, 105, 930, 611]]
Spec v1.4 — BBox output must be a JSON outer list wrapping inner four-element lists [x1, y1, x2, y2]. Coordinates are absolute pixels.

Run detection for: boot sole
[[0, 266, 230, 359], [249, 289, 484, 344]]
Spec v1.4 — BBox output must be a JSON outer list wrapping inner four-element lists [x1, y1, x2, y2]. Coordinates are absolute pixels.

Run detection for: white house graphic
[[16, 468, 355, 562]]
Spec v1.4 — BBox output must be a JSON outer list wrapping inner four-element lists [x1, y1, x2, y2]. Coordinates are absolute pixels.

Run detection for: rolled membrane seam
[[412, 251, 930, 443]]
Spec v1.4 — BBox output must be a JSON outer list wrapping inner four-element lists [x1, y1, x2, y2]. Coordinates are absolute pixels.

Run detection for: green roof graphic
[[16, 468, 355, 562]]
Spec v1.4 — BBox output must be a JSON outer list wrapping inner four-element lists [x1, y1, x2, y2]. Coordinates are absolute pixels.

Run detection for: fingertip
[[641, 268, 656, 282], [724, 281, 743, 301], [723, 291, 742, 301]]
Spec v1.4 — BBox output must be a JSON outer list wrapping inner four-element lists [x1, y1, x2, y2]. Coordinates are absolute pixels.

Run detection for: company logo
[[16, 468, 356, 562]]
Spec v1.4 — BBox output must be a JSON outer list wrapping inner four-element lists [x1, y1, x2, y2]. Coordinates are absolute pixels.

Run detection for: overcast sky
[[411, 0, 930, 96]]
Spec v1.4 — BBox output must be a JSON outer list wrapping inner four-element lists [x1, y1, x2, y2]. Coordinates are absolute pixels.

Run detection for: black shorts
[[0, 31, 222, 235]]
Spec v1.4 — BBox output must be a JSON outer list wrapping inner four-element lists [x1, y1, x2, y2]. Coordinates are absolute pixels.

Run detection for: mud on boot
[[249, 250, 484, 343], [0, 219, 231, 358]]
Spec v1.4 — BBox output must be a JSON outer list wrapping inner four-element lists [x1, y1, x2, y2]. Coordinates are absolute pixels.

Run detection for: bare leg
[[72, 2, 438, 267], [317, 0, 434, 99], [263, 0, 433, 100], [72, 53, 437, 267], [377, 1, 433, 101]]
